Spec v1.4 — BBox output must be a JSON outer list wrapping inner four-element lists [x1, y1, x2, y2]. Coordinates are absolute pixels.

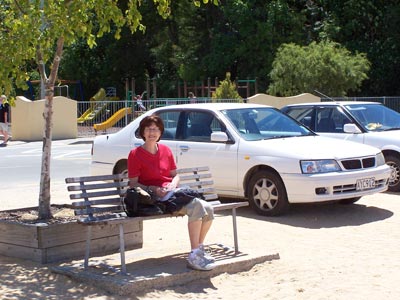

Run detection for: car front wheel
[[248, 170, 289, 216], [385, 154, 400, 192]]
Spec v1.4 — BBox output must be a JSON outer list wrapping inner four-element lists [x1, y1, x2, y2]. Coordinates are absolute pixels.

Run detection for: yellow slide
[[93, 107, 132, 132], [77, 88, 107, 123]]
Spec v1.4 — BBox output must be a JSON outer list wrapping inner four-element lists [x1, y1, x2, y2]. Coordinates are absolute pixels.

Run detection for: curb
[[51, 251, 280, 295]]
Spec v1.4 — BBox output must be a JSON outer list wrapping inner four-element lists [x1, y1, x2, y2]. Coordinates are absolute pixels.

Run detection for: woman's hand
[[164, 182, 176, 191], [155, 186, 169, 198]]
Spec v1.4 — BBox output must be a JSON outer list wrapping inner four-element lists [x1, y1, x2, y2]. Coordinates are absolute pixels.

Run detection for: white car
[[91, 103, 391, 216], [281, 101, 400, 192]]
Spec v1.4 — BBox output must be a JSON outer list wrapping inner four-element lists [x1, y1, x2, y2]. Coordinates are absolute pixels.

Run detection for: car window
[[315, 107, 353, 133], [182, 111, 223, 142], [134, 111, 180, 140], [158, 111, 180, 139], [223, 107, 311, 140], [283, 107, 315, 130], [345, 103, 400, 131]]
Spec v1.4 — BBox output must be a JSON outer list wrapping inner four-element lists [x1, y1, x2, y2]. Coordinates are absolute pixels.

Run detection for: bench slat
[[213, 202, 248, 211], [182, 180, 214, 188], [71, 197, 123, 208], [69, 189, 125, 200], [202, 194, 218, 201], [74, 205, 125, 216], [179, 173, 212, 181], [177, 166, 209, 173], [67, 181, 129, 192], [77, 212, 128, 223], [65, 173, 127, 183]]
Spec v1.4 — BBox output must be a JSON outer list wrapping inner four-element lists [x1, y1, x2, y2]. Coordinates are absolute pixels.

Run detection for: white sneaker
[[187, 250, 216, 271], [199, 245, 215, 263]]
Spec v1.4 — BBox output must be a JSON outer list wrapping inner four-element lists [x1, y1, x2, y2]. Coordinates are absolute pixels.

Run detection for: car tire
[[338, 197, 361, 204], [113, 161, 128, 192], [248, 170, 289, 216], [114, 160, 128, 177], [385, 154, 400, 192]]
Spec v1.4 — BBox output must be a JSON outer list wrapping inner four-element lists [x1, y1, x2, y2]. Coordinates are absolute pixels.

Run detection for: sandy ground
[[1, 191, 399, 300]]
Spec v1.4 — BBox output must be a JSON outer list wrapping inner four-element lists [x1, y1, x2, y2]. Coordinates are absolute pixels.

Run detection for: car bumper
[[282, 165, 391, 203]]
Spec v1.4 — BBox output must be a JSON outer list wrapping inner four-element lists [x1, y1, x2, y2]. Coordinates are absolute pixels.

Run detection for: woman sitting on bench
[[127, 114, 216, 271]]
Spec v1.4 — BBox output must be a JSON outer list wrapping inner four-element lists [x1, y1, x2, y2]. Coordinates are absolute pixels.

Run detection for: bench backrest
[[177, 166, 218, 201], [65, 166, 217, 221], [66, 173, 129, 221]]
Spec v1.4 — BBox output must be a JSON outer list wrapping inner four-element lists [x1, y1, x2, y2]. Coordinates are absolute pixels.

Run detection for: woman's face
[[143, 123, 161, 142]]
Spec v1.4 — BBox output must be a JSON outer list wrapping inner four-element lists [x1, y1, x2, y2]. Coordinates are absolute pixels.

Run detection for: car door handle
[[179, 145, 190, 152]]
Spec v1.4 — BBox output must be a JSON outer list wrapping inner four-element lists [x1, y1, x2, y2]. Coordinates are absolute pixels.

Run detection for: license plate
[[356, 178, 376, 190]]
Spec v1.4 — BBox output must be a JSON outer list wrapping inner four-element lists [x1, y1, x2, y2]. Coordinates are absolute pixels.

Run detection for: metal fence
[[76, 98, 237, 137]]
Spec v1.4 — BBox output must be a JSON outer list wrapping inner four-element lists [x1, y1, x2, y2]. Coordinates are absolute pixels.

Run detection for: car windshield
[[222, 107, 313, 141], [345, 103, 400, 131]]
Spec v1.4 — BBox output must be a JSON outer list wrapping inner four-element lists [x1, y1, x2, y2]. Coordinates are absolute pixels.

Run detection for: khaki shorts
[[0, 123, 7, 132], [176, 198, 214, 222]]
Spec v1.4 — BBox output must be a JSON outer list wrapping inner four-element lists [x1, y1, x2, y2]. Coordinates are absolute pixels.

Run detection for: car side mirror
[[211, 132, 229, 142], [343, 123, 362, 133]]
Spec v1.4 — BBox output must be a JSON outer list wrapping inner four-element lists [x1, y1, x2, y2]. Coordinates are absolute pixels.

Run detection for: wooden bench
[[65, 166, 248, 274]]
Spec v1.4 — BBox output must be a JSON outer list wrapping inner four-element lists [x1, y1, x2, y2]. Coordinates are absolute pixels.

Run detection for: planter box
[[0, 208, 143, 264]]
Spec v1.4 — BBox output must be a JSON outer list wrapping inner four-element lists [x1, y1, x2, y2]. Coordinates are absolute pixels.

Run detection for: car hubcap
[[388, 162, 400, 186], [253, 178, 278, 210]]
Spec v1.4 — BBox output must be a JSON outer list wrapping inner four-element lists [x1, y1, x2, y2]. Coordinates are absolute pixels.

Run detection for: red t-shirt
[[127, 143, 177, 187]]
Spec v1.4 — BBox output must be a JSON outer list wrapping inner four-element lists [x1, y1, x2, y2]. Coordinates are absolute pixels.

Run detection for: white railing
[[76, 98, 240, 137]]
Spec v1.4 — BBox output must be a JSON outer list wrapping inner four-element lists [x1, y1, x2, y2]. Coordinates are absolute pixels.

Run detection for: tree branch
[[36, 46, 48, 83], [13, 0, 26, 14]]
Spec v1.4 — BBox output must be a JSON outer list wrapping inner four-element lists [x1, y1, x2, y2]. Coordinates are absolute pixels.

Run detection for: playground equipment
[[177, 77, 258, 98], [26, 79, 84, 100], [77, 87, 118, 124], [93, 107, 132, 132], [125, 77, 156, 101]]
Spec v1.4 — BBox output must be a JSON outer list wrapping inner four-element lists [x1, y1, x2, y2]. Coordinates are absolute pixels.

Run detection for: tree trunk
[[38, 37, 65, 220]]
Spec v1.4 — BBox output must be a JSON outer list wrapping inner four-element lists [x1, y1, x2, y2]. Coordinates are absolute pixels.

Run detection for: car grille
[[333, 178, 387, 194], [340, 156, 375, 170]]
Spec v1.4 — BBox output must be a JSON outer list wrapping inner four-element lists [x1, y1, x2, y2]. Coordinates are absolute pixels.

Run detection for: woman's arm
[[129, 177, 147, 190]]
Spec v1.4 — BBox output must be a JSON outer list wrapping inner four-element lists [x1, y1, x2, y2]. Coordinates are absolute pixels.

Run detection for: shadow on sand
[[219, 199, 393, 229]]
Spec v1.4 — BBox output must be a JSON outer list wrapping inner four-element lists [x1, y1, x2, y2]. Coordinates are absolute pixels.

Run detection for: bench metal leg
[[118, 224, 127, 275], [84, 226, 92, 270], [231, 207, 239, 254]]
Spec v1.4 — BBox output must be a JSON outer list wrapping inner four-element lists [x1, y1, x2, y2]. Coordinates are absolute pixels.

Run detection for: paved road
[[1, 138, 93, 210]]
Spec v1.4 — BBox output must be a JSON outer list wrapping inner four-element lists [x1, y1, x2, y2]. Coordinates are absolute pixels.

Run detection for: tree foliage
[[0, 0, 215, 219], [212, 72, 242, 101], [4, 1, 400, 100], [267, 41, 370, 97], [318, 0, 400, 95], [54, 1, 400, 98]]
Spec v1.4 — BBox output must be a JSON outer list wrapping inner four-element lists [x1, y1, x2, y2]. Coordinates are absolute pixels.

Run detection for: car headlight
[[301, 160, 341, 174], [376, 152, 385, 166]]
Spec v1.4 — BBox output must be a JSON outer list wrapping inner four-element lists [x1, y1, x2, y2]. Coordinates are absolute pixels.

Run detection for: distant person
[[188, 92, 197, 103], [0, 95, 10, 147], [135, 94, 146, 111]]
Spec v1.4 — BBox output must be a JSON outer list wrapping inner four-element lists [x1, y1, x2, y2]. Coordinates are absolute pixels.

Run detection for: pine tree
[[212, 72, 242, 102]]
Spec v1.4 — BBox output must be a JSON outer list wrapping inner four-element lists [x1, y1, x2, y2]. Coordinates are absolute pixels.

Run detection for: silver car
[[281, 101, 400, 192]]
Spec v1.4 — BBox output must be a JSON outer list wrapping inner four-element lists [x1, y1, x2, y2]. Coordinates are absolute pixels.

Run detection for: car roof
[[283, 101, 382, 107], [153, 102, 272, 110]]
